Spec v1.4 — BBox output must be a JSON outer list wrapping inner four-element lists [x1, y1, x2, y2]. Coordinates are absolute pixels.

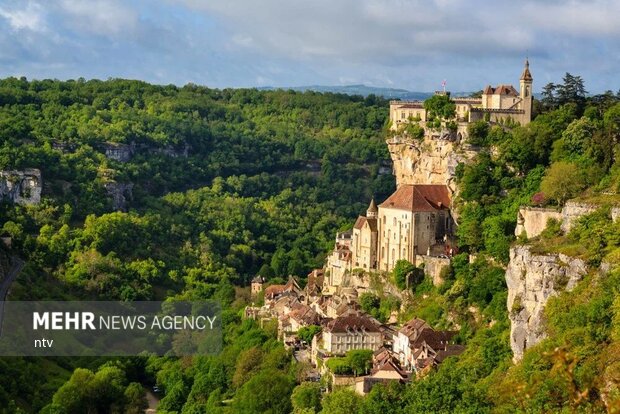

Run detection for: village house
[[263, 276, 302, 306], [355, 347, 410, 395], [392, 317, 461, 371], [319, 310, 383, 356], [325, 231, 353, 287]]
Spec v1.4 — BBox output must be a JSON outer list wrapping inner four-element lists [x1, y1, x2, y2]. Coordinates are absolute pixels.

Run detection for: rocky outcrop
[[103, 182, 133, 211], [514, 207, 562, 238], [560, 201, 600, 233], [0, 169, 42, 205], [103, 142, 134, 162], [386, 135, 476, 191], [506, 246, 588, 362]]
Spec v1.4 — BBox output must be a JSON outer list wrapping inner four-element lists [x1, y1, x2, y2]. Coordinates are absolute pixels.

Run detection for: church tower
[[519, 58, 533, 123], [367, 198, 378, 218]]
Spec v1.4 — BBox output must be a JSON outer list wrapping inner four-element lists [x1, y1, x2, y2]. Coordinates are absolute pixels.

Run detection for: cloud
[[0, 0, 618, 92], [0, 1, 46, 32]]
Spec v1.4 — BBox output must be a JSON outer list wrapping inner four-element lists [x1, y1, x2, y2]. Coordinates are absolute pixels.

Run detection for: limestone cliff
[[506, 245, 588, 362], [0, 169, 42, 205], [103, 181, 133, 211], [386, 135, 477, 192]]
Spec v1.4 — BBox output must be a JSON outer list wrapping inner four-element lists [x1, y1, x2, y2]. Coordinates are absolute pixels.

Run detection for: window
[[393, 217, 396, 226], [401, 112, 405, 119]]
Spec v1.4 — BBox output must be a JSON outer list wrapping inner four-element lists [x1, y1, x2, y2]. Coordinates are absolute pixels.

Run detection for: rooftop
[[379, 184, 451, 212]]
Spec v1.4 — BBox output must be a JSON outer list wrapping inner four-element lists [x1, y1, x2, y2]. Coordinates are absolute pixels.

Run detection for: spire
[[520, 58, 532, 82], [367, 198, 378, 218]]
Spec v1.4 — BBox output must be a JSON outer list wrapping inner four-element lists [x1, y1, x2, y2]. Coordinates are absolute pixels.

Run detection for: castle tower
[[251, 275, 265, 297], [367, 198, 378, 218], [519, 58, 533, 123]]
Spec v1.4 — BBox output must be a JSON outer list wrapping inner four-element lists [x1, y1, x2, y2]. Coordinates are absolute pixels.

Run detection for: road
[[0, 257, 25, 335], [144, 389, 159, 414]]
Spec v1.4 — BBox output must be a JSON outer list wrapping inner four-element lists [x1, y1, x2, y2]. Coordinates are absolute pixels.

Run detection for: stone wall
[[416, 255, 451, 286], [515, 201, 620, 238], [514, 207, 562, 238], [505, 246, 588, 362], [0, 169, 42, 205]]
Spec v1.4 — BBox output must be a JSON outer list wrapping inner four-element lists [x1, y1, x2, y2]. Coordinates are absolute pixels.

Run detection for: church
[[350, 184, 454, 273]]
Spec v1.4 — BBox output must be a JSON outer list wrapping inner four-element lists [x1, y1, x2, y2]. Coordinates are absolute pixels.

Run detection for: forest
[[0, 73, 619, 413]]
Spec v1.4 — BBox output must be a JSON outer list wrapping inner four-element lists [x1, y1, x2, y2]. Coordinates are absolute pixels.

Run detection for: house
[[278, 303, 323, 346], [264, 276, 302, 305], [392, 317, 461, 371], [320, 310, 383, 355], [355, 347, 410, 395]]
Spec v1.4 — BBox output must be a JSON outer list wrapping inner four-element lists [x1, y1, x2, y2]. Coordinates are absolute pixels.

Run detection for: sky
[[0, 0, 618, 93]]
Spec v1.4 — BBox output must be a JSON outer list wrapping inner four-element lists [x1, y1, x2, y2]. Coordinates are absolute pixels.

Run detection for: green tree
[[540, 161, 588, 204], [291, 382, 322, 413], [124, 382, 148, 414], [232, 370, 294, 414], [320, 388, 362, 414], [392, 259, 416, 290], [298, 325, 322, 344]]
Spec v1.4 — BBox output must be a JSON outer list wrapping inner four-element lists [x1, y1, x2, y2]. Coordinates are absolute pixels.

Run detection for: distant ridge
[[257, 84, 434, 100]]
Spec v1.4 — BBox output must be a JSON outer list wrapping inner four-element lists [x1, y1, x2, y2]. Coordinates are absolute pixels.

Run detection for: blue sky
[[0, 0, 618, 93]]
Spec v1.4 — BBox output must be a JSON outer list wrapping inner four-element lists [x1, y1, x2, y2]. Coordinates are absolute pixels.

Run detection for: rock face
[[103, 182, 133, 211], [386, 135, 476, 191], [0, 169, 42, 205], [506, 246, 588, 362], [103, 142, 134, 162], [560, 201, 600, 233]]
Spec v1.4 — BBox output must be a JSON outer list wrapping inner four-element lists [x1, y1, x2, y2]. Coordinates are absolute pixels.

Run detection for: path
[[144, 389, 159, 414]]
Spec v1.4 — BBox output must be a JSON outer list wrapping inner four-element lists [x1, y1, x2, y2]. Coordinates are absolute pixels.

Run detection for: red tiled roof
[[353, 216, 377, 231], [483, 84, 519, 97], [324, 311, 381, 333], [265, 284, 286, 298], [379, 185, 450, 212]]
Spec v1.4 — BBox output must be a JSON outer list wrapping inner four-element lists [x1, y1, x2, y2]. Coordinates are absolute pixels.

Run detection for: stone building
[[351, 199, 378, 270], [389, 60, 534, 139], [251, 275, 266, 297], [376, 184, 453, 271], [320, 310, 383, 355]]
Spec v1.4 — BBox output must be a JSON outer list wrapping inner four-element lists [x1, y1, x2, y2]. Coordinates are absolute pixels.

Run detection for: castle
[[389, 59, 533, 141]]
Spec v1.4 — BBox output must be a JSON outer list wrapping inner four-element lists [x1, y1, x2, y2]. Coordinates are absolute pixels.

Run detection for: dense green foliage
[[0, 78, 392, 413], [0, 73, 619, 413]]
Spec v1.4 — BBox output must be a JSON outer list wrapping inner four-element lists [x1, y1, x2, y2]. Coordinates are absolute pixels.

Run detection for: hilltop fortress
[[389, 59, 533, 139], [326, 60, 534, 283]]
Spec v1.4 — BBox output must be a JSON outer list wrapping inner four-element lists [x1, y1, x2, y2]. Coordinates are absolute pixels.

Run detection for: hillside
[[0, 75, 618, 413]]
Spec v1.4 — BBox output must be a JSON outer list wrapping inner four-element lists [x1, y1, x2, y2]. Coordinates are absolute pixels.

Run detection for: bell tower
[[519, 58, 533, 123]]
